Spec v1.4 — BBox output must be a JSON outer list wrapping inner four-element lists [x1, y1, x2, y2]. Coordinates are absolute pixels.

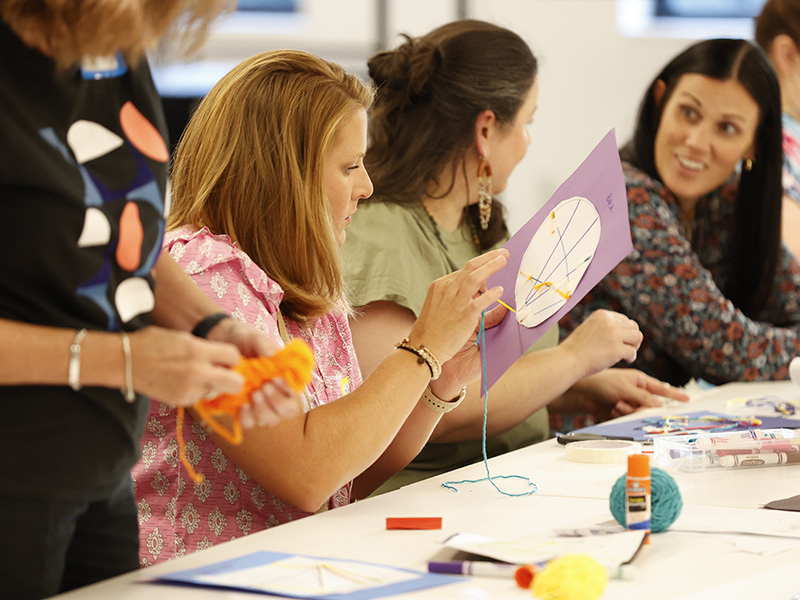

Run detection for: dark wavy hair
[[621, 38, 783, 318], [365, 19, 537, 249]]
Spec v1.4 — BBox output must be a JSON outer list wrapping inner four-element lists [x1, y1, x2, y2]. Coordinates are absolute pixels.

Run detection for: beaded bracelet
[[422, 384, 466, 414], [394, 338, 442, 380]]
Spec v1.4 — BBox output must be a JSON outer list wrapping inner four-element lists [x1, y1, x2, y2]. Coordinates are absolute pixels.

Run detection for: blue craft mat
[[155, 550, 457, 600], [572, 411, 800, 441]]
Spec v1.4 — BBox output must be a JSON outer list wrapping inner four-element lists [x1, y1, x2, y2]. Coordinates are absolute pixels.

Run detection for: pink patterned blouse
[[132, 227, 362, 566]]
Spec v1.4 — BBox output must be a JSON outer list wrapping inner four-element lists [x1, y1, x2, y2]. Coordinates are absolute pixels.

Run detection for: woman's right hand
[[127, 327, 302, 427], [558, 309, 643, 379], [407, 248, 509, 366]]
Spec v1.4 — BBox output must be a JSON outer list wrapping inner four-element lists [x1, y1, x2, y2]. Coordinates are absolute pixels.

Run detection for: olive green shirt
[[342, 201, 558, 494]]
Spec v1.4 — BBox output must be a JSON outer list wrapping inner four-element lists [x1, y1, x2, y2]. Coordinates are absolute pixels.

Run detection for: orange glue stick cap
[[627, 453, 650, 475]]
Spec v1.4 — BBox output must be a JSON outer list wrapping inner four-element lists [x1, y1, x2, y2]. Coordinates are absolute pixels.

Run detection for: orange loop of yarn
[[178, 339, 315, 483]]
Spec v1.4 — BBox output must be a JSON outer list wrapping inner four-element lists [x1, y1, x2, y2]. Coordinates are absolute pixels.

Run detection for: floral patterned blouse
[[559, 163, 800, 386], [132, 227, 361, 566], [783, 112, 800, 206]]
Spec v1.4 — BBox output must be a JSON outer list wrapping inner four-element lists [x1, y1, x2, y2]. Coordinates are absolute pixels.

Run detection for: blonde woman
[[133, 50, 508, 565], [0, 2, 305, 597]]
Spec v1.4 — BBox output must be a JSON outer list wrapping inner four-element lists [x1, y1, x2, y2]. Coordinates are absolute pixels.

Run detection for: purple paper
[[482, 129, 632, 391]]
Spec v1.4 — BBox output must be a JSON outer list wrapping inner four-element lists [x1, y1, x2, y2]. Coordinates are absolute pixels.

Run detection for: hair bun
[[368, 35, 442, 107]]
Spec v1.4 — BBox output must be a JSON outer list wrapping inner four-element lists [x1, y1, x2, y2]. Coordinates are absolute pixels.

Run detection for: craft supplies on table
[[653, 428, 800, 471], [725, 395, 800, 416], [385, 517, 442, 530], [564, 439, 642, 464], [623, 454, 651, 543], [443, 529, 646, 571], [571, 410, 799, 442], [610, 466, 682, 534]]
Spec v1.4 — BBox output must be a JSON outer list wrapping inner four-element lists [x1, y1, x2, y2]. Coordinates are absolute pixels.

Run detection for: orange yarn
[[178, 339, 315, 483]]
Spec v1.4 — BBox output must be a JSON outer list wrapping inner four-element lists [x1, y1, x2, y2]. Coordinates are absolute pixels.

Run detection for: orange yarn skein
[[177, 339, 315, 483]]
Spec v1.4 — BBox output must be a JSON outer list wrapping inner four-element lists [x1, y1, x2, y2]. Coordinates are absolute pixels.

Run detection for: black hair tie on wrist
[[191, 312, 230, 339]]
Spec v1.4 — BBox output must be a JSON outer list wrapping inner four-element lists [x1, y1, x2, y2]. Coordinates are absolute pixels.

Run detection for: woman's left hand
[[555, 368, 690, 422], [430, 305, 507, 400], [206, 318, 308, 427]]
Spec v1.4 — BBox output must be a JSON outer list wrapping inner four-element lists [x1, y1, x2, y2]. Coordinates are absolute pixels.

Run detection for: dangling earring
[[477, 155, 493, 230], [743, 157, 753, 172]]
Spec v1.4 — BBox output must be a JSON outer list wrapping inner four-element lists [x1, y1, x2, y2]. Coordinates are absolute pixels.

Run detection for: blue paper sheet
[[155, 550, 457, 600]]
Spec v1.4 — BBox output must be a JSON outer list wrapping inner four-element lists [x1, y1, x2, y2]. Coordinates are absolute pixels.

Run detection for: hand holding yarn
[[178, 339, 315, 483]]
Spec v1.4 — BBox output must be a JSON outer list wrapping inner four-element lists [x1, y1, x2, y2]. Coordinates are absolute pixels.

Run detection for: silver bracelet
[[68, 328, 88, 391], [120, 331, 136, 402], [422, 384, 466, 414]]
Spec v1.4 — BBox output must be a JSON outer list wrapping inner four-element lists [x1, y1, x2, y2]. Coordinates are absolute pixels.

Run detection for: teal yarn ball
[[609, 466, 682, 533]]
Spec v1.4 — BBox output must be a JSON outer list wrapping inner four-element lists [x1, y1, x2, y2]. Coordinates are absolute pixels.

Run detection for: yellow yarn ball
[[531, 554, 608, 600]]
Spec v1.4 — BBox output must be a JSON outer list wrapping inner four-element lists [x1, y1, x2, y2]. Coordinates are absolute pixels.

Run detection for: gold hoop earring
[[743, 157, 753, 172], [477, 155, 493, 230]]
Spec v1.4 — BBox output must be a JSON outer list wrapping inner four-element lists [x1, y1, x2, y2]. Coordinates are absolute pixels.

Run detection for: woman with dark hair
[[561, 38, 800, 386], [756, 0, 800, 257], [341, 20, 687, 493]]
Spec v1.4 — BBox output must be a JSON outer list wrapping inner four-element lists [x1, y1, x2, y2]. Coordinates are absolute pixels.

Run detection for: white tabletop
[[52, 381, 800, 600]]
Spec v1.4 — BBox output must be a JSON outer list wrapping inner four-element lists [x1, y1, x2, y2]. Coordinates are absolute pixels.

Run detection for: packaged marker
[[693, 429, 784, 448]]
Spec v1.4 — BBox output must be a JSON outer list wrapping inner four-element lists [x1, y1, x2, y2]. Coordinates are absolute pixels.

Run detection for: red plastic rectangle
[[385, 517, 442, 530]]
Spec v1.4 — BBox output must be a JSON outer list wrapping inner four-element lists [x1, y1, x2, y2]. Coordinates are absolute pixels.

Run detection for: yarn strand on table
[[441, 310, 539, 497]]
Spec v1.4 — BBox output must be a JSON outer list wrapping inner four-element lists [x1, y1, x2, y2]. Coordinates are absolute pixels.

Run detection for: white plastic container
[[653, 428, 799, 471]]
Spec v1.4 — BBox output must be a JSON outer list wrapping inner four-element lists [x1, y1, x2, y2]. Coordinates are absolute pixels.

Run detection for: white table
[[52, 381, 800, 600]]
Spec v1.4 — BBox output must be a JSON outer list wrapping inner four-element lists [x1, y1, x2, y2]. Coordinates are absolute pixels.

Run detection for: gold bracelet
[[422, 384, 466, 414], [394, 338, 442, 380]]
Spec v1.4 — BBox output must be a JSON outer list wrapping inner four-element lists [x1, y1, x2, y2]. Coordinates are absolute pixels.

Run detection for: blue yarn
[[609, 467, 682, 533], [441, 311, 539, 497]]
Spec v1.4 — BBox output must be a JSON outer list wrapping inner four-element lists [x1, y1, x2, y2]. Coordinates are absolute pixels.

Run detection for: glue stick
[[625, 453, 651, 544]]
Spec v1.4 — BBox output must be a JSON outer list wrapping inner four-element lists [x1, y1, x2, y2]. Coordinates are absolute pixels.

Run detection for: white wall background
[[161, 0, 759, 233], [473, 0, 699, 231]]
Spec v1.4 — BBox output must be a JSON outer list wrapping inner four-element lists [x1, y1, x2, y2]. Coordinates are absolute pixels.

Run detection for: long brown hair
[[366, 19, 537, 249], [0, 0, 231, 67], [168, 50, 375, 324]]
